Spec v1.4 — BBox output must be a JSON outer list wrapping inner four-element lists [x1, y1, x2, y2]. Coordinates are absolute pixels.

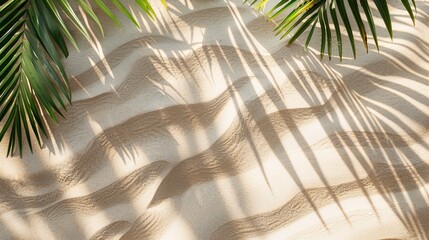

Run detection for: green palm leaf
[[254, 0, 417, 59], [0, 0, 159, 157]]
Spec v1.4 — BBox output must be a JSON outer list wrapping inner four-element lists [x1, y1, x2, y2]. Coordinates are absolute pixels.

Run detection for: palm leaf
[[251, 0, 417, 60], [0, 0, 160, 157]]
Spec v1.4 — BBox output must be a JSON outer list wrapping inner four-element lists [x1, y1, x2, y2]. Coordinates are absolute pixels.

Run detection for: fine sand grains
[[0, 0, 429, 239]]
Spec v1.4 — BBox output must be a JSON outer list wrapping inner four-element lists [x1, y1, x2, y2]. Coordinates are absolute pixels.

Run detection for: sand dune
[[0, 0, 429, 239]]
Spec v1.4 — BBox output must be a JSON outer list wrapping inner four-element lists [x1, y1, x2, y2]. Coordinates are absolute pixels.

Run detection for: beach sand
[[0, 0, 428, 239]]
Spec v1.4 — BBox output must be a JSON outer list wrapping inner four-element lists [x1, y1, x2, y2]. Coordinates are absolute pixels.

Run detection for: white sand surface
[[0, 0, 429, 239]]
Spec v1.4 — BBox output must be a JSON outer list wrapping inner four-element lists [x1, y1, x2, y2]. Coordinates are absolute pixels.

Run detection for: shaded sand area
[[1, 0, 429, 239]]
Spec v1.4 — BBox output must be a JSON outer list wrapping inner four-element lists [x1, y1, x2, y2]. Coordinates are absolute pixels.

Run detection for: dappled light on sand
[[0, 0, 428, 239]]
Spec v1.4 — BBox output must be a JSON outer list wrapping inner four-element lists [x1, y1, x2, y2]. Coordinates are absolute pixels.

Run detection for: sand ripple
[[0, 0, 428, 239]]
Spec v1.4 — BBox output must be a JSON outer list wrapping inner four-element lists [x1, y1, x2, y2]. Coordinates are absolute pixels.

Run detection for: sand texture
[[1, 0, 429, 239]]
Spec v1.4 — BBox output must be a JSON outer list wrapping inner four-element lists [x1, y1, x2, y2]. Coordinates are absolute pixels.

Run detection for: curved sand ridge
[[0, 0, 429, 239], [0, 70, 334, 195]]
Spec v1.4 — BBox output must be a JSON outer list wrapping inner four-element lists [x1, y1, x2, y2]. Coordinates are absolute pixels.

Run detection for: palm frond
[[0, 0, 159, 157], [252, 0, 417, 60]]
